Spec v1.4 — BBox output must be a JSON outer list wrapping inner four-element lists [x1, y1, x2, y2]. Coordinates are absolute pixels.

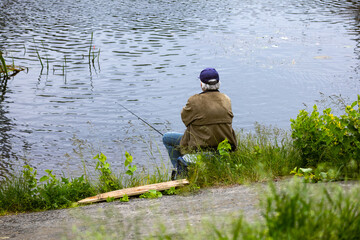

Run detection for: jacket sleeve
[[181, 96, 196, 127]]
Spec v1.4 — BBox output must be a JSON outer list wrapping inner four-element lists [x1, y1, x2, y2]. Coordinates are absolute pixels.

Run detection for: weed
[[94, 152, 121, 193], [88, 32, 93, 64], [41, 40, 49, 73], [33, 39, 44, 69], [0, 51, 25, 79], [291, 95, 360, 177], [106, 197, 115, 202], [139, 189, 162, 199], [187, 125, 301, 188], [125, 151, 137, 176], [0, 51, 8, 79], [290, 165, 342, 183], [119, 194, 129, 202], [262, 180, 360, 240], [0, 165, 95, 212], [163, 187, 178, 195], [290, 167, 315, 182]]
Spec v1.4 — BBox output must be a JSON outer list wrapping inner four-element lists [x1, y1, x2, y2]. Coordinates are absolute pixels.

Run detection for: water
[[0, 0, 359, 178]]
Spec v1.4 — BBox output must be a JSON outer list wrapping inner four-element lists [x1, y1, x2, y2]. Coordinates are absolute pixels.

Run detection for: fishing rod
[[117, 102, 164, 136]]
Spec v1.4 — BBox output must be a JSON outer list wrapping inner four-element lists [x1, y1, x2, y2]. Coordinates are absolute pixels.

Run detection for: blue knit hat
[[199, 68, 219, 85]]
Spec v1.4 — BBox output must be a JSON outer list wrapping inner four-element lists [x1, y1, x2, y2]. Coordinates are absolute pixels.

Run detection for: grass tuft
[[186, 123, 302, 188]]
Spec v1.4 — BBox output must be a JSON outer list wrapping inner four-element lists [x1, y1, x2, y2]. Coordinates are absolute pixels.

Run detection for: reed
[[0, 52, 9, 79], [33, 39, 44, 69], [88, 32, 93, 64], [41, 40, 49, 72], [63, 55, 67, 75], [23, 44, 27, 55], [97, 49, 101, 67]]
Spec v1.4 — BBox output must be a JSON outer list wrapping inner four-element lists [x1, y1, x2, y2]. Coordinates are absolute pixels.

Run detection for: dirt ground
[[0, 180, 358, 239], [0, 182, 264, 240]]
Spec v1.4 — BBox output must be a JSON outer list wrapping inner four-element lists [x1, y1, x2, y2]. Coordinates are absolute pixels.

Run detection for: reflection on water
[[0, 0, 359, 178]]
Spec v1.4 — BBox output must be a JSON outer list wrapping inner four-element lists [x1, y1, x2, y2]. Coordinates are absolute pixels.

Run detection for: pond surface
[[0, 0, 359, 178]]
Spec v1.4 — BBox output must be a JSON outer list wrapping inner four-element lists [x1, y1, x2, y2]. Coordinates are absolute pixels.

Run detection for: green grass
[[186, 123, 302, 189], [65, 179, 360, 240], [0, 166, 96, 214], [0, 122, 358, 214], [0, 152, 170, 214]]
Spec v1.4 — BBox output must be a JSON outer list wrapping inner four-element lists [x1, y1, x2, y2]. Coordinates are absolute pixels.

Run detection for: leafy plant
[[125, 151, 137, 176], [119, 194, 129, 202], [94, 152, 120, 192], [106, 196, 115, 202], [139, 189, 162, 199], [290, 164, 342, 183], [217, 138, 231, 160], [163, 187, 178, 195], [38, 170, 72, 209], [290, 95, 360, 177], [22, 165, 38, 196], [290, 167, 315, 183]]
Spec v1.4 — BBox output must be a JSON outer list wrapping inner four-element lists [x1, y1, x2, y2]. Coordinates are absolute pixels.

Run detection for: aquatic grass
[[63, 55, 67, 76], [88, 32, 93, 64], [0, 51, 26, 80], [23, 44, 26, 55], [87, 32, 101, 70], [33, 39, 44, 69], [41, 40, 50, 73], [97, 48, 101, 68], [0, 52, 9, 79]]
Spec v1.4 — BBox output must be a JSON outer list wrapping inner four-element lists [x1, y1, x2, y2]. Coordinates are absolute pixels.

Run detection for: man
[[162, 68, 237, 175]]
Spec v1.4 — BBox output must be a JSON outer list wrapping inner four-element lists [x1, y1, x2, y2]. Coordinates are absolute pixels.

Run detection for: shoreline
[[1, 180, 359, 239]]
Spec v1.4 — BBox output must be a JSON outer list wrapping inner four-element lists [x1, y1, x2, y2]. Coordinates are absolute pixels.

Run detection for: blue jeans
[[162, 132, 183, 168]]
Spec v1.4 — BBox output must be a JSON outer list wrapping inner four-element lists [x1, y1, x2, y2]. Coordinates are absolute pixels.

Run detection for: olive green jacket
[[180, 90, 237, 153]]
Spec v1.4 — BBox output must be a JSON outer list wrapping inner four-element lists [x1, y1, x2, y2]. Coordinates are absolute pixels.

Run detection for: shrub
[[290, 95, 360, 177]]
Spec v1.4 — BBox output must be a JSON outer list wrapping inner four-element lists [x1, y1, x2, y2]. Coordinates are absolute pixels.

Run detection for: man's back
[[180, 90, 237, 152]]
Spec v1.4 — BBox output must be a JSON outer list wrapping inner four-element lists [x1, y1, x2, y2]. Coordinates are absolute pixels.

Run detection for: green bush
[[290, 95, 360, 177]]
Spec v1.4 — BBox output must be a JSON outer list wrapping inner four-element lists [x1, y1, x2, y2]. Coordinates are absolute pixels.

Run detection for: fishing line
[[117, 102, 164, 136]]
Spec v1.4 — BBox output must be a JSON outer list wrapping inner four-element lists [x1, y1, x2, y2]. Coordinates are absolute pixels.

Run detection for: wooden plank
[[78, 179, 189, 204]]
